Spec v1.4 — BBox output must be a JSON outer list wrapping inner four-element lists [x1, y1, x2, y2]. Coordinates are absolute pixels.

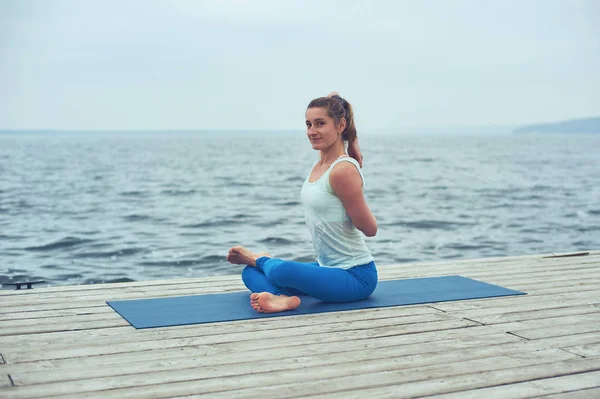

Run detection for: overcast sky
[[1, 0, 598, 131]]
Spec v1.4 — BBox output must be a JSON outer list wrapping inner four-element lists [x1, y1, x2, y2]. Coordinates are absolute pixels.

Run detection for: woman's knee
[[264, 261, 295, 286], [241, 266, 259, 286]]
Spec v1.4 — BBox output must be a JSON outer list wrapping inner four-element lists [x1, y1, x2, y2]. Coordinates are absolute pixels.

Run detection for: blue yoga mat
[[107, 275, 525, 329]]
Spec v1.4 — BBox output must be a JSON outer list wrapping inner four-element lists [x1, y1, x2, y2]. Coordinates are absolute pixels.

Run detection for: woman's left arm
[[330, 163, 378, 237]]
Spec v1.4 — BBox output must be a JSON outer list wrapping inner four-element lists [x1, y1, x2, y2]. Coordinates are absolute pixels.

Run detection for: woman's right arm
[[330, 162, 377, 237]]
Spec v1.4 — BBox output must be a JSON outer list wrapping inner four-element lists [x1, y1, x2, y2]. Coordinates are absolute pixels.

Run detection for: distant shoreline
[[2, 117, 599, 135], [514, 117, 600, 134]]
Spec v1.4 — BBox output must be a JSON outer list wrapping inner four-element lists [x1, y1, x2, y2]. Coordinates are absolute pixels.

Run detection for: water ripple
[[258, 237, 296, 245], [387, 220, 474, 230], [74, 247, 146, 258], [24, 237, 93, 251]]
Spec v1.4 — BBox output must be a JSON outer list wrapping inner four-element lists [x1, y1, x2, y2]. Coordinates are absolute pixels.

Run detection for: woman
[[227, 93, 378, 313]]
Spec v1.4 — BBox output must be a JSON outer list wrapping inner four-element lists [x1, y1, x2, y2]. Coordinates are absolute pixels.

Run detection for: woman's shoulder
[[331, 156, 362, 175], [334, 156, 361, 169], [329, 156, 364, 187]]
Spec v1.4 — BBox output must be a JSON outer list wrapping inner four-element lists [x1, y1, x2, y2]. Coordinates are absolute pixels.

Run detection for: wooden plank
[[378, 257, 600, 277], [433, 291, 600, 313], [13, 286, 586, 323], [0, 301, 115, 313], [515, 322, 600, 341], [0, 305, 442, 348], [2, 260, 598, 312], [443, 267, 600, 287], [0, 348, 579, 398], [0, 251, 598, 399], [0, 274, 241, 296], [0, 312, 129, 329], [561, 342, 600, 358], [0, 278, 245, 302], [0, 300, 437, 331], [0, 304, 441, 341], [480, 270, 600, 287], [1, 254, 597, 305], [0, 306, 112, 322], [2, 286, 597, 344], [7, 328, 597, 382], [439, 299, 600, 321], [9, 331, 525, 386], [2, 328, 518, 377], [0, 318, 131, 337], [1, 374, 13, 388], [0, 250, 596, 301], [1, 289, 596, 354], [4, 300, 597, 352], [521, 331, 600, 348], [486, 269, 600, 286], [496, 314, 600, 340], [431, 290, 600, 314], [3, 276, 597, 315], [461, 284, 598, 298], [423, 370, 600, 398], [533, 387, 600, 398], [3, 261, 595, 307], [283, 358, 600, 399], [2, 314, 477, 363], [0, 285, 247, 308], [4, 250, 593, 297], [495, 313, 600, 330], [377, 252, 597, 271], [543, 251, 591, 258], [478, 265, 598, 285], [453, 304, 600, 325], [6, 289, 585, 324], [3, 318, 475, 365], [10, 329, 600, 387]]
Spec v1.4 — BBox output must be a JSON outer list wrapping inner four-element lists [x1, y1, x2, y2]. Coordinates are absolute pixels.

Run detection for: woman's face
[[305, 107, 344, 151]]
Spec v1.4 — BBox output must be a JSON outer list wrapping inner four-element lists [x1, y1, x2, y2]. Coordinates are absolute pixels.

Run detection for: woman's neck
[[319, 141, 346, 165]]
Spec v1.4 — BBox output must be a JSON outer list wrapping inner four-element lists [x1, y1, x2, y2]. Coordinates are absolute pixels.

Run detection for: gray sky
[[1, 0, 598, 131]]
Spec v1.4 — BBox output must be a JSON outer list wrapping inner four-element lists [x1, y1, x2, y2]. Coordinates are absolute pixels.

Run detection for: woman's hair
[[307, 93, 357, 144]]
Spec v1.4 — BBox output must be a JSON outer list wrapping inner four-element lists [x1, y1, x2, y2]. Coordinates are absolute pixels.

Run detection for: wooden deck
[[1, 250, 599, 398]]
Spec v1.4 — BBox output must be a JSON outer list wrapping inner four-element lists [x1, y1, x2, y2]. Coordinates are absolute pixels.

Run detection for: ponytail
[[340, 99, 357, 145]]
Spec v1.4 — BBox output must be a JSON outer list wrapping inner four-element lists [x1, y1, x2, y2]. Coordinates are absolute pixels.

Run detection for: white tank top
[[300, 156, 374, 269]]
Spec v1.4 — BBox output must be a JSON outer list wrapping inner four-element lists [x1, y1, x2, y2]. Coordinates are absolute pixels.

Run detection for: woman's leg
[[241, 265, 308, 295], [229, 246, 376, 312], [241, 266, 288, 295], [256, 257, 377, 303], [240, 266, 303, 313]]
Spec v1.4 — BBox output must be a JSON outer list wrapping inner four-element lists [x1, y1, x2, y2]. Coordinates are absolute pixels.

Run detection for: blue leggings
[[241, 257, 378, 303]]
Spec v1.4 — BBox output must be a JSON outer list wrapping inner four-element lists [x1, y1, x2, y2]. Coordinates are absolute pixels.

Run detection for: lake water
[[1, 132, 599, 288]]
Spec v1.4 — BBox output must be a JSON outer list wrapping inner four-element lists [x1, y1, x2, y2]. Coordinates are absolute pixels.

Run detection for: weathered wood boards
[[1, 250, 598, 398]]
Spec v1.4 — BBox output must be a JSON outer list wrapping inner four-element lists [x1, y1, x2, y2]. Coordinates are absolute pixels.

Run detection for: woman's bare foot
[[250, 292, 301, 313], [227, 246, 270, 266]]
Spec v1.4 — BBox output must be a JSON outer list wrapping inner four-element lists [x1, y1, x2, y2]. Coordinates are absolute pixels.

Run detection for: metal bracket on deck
[[2, 281, 46, 290]]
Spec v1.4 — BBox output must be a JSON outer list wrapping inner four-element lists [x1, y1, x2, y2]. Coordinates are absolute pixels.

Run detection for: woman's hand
[[347, 138, 363, 168]]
